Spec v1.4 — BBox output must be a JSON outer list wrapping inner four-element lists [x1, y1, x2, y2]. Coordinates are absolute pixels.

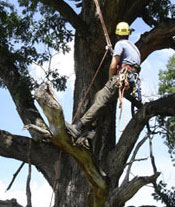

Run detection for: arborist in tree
[[71, 22, 141, 137]]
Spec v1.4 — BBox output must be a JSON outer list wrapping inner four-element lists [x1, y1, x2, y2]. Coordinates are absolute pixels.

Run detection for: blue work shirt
[[113, 39, 141, 66]]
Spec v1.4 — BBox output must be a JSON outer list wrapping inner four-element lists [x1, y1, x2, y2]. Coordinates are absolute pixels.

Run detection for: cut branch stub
[[35, 83, 65, 137]]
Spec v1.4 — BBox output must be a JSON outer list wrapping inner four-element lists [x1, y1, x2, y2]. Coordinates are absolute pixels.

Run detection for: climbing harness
[[117, 67, 129, 132], [117, 66, 142, 132]]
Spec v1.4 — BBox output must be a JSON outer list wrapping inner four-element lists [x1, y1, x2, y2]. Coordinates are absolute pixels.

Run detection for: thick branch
[[0, 50, 48, 139], [6, 162, 25, 192], [136, 18, 175, 62], [38, 0, 89, 38], [108, 94, 175, 182], [149, 135, 158, 174], [0, 130, 58, 187], [23, 124, 52, 138], [34, 83, 108, 207]]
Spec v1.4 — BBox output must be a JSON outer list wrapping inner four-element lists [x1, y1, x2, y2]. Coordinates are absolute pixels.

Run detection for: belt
[[121, 64, 140, 73]]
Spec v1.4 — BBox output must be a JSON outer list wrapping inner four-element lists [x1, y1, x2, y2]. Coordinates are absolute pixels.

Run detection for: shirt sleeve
[[113, 41, 123, 57]]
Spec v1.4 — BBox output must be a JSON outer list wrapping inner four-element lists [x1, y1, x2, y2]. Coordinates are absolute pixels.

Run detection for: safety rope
[[72, 49, 108, 124], [72, 0, 112, 123], [117, 68, 142, 132], [118, 86, 126, 132], [117, 69, 129, 132], [93, 0, 112, 48]]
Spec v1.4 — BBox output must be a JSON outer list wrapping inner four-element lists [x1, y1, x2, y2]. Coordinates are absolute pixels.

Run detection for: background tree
[[151, 54, 175, 207], [0, 0, 175, 207], [158, 55, 175, 163]]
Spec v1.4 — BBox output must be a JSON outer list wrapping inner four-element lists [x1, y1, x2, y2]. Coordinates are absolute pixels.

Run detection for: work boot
[[72, 120, 83, 136], [66, 120, 83, 138]]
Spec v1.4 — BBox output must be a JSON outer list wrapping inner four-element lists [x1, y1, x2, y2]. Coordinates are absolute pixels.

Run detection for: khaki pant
[[80, 75, 119, 125]]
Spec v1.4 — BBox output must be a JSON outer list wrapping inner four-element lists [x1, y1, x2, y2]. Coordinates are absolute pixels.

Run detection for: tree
[[158, 54, 175, 164], [0, 0, 175, 207], [151, 55, 175, 207]]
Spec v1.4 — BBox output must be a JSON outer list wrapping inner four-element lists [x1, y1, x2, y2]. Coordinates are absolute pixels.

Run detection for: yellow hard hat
[[115, 22, 130, 36]]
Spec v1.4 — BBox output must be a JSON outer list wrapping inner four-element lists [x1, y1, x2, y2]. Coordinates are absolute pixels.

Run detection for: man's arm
[[109, 55, 121, 79]]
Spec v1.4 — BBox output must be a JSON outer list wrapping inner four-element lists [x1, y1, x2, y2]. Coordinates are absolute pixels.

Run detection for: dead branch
[[122, 135, 149, 185], [6, 162, 25, 192], [23, 124, 52, 139], [126, 157, 148, 165], [0, 130, 59, 188], [34, 83, 108, 207], [137, 18, 175, 61], [149, 135, 157, 174]]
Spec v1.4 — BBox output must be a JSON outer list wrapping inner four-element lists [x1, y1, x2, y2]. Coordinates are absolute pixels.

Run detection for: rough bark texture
[[1, 0, 175, 207]]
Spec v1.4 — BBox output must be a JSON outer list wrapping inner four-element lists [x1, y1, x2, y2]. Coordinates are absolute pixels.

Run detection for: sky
[[0, 2, 175, 207]]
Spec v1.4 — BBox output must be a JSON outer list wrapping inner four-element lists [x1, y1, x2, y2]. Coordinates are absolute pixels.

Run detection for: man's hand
[[105, 45, 113, 55], [109, 55, 121, 79]]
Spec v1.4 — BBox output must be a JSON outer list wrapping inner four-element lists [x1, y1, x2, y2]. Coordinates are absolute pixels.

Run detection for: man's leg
[[80, 87, 113, 125], [72, 75, 119, 136]]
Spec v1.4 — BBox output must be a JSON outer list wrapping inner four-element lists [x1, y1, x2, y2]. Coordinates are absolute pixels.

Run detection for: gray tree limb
[[141, 7, 158, 27], [38, 0, 89, 38], [137, 18, 175, 62], [0, 130, 58, 187], [108, 94, 175, 183], [122, 135, 149, 185], [107, 173, 160, 207], [6, 162, 25, 192]]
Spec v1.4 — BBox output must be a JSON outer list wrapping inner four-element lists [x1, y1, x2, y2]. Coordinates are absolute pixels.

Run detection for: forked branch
[[34, 83, 108, 207], [107, 173, 160, 207]]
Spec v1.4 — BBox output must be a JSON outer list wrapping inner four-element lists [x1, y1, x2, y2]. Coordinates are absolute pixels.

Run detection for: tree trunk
[[52, 1, 121, 205]]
